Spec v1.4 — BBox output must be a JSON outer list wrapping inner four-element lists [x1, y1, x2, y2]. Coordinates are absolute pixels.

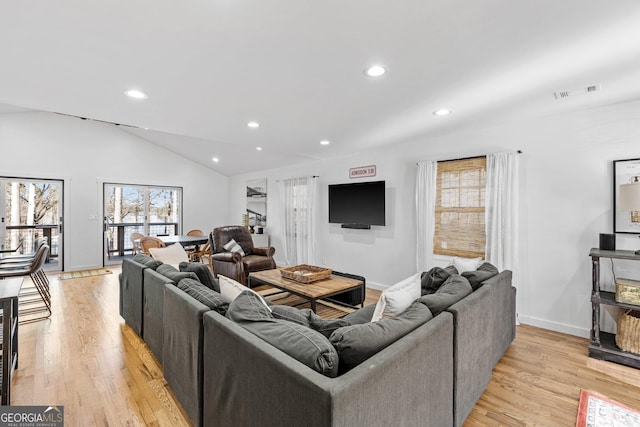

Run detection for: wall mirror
[[246, 178, 267, 233]]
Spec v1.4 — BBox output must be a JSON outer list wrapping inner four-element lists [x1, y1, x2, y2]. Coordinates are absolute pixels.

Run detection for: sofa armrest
[[120, 258, 147, 336], [202, 311, 453, 427], [447, 287, 494, 427], [250, 246, 275, 257], [211, 252, 243, 263], [142, 269, 173, 364], [163, 284, 210, 427], [481, 270, 515, 365], [447, 270, 515, 427]]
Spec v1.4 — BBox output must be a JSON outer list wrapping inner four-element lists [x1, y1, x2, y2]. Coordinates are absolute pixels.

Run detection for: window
[[434, 157, 486, 258], [103, 183, 182, 263]]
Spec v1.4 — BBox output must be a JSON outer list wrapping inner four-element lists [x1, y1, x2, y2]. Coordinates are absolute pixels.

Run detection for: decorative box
[[615, 278, 640, 305], [280, 264, 332, 283]]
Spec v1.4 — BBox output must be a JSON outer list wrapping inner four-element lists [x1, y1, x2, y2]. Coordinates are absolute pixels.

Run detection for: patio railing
[[106, 222, 179, 257], [3, 225, 59, 260]]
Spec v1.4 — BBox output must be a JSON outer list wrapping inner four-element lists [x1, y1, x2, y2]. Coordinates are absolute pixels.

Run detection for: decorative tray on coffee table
[[280, 264, 332, 284]]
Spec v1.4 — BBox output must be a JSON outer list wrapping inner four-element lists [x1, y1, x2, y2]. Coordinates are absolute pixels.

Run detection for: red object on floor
[[576, 390, 640, 427]]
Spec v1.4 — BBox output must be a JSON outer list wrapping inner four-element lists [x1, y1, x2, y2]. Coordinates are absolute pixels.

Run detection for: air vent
[[554, 84, 601, 100]]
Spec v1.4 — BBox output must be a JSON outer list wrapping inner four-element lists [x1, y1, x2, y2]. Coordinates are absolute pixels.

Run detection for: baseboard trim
[[366, 281, 388, 291], [518, 315, 590, 338]]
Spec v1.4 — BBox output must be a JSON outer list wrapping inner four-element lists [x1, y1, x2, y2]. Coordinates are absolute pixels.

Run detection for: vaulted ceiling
[[2, 1, 640, 176]]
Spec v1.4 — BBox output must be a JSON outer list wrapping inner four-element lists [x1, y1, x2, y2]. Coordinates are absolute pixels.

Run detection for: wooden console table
[[589, 248, 640, 369], [0, 277, 22, 405]]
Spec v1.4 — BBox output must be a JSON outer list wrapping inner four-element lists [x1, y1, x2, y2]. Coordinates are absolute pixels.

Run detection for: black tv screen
[[328, 181, 385, 227]]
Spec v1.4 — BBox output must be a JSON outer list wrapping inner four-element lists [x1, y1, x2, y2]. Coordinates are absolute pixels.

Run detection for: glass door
[[0, 178, 64, 271], [103, 183, 182, 265]]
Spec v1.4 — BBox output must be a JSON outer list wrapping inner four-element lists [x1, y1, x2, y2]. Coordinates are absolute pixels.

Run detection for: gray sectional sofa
[[119, 255, 515, 427]]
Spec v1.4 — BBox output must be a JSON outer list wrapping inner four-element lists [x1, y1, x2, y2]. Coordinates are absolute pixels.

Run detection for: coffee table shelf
[[248, 268, 365, 313]]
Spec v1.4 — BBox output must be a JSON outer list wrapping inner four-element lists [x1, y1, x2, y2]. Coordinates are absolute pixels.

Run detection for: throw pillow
[[420, 265, 458, 295], [330, 301, 433, 372], [226, 291, 339, 377], [371, 272, 422, 322], [223, 238, 245, 256], [270, 305, 351, 338], [218, 274, 271, 310], [418, 274, 472, 316], [177, 278, 229, 315], [179, 261, 220, 292], [461, 262, 499, 291], [149, 243, 189, 268], [450, 256, 482, 274], [156, 264, 199, 284]]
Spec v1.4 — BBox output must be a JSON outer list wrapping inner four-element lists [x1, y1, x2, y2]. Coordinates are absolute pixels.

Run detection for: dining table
[[159, 235, 208, 247]]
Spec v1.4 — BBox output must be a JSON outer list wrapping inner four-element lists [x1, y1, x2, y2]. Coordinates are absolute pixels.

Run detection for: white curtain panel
[[485, 152, 519, 275], [415, 161, 438, 271], [278, 176, 319, 266]]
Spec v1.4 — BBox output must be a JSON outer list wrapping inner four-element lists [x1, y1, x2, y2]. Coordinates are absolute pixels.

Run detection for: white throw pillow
[[450, 257, 482, 274], [371, 273, 422, 322], [148, 243, 189, 269], [218, 275, 271, 311], [223, 238, 245, 256]]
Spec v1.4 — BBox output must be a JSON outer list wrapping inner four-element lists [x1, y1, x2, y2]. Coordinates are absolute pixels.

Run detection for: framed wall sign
[[613, 158, 640, 233], [349, 165, 376, 179]]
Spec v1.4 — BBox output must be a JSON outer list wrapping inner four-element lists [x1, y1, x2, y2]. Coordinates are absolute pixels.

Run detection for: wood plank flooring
[[9, 269, 640, 426]]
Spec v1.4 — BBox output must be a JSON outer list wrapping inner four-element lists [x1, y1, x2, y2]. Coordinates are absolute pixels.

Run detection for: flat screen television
[[328, 180, 385, 229]]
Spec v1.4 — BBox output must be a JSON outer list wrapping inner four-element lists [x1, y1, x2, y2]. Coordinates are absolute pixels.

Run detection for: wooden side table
[[589, 248, 640, 369], [0, 277, 23, 405]]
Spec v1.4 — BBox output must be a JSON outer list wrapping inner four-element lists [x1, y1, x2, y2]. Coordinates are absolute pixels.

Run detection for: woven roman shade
[[434, 156, 487, 258]]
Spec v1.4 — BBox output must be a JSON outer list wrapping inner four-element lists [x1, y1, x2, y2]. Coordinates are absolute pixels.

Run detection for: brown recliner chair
[[209, 225, 276, 285]]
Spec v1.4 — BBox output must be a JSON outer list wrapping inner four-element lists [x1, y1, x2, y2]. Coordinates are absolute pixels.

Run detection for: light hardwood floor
[[10, 269, 640, 426]]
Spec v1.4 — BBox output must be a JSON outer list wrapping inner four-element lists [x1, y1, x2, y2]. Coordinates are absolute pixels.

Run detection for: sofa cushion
[[156, 264, 199, 284], [330, 301, 433, 372], [450, 256, 482, 273], [343, 304, 376, 324], [179, 261, 220, 292], [223, 238, 245, 256], [218, 275, 271, 310], [227, 292, 339, 377], [418, 274, 472, 316], [177, 278, 229, 315], [132, 254, 162, 270], [371, 272, 421, 322], [271, 305, 351, 338], [149, 243, 190, 268], [462, 262, 499, 291], [421, 265, 458, 295]]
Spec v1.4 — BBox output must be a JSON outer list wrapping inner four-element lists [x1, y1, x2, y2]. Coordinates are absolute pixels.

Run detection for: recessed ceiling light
[[433, 108, 452, 116], [124, 89, 148, 99], [256, 146, 262, 151], [247, 121, 260, 128], [364, 65, 386, 77], [320, 140, 330, 146], [212, 157, 219, 163]]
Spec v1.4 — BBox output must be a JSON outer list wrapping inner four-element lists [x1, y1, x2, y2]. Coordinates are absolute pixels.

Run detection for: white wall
[[0, 111, 228, 271], [228, 99, 640, 338]]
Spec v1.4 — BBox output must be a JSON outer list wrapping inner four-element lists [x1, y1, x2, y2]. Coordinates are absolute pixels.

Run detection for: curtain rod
[[417, 150, 522, 165], [275, 175, 319, 182]]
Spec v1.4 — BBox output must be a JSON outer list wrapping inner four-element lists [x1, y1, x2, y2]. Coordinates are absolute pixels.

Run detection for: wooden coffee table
[[248, 268, 364, 313]]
